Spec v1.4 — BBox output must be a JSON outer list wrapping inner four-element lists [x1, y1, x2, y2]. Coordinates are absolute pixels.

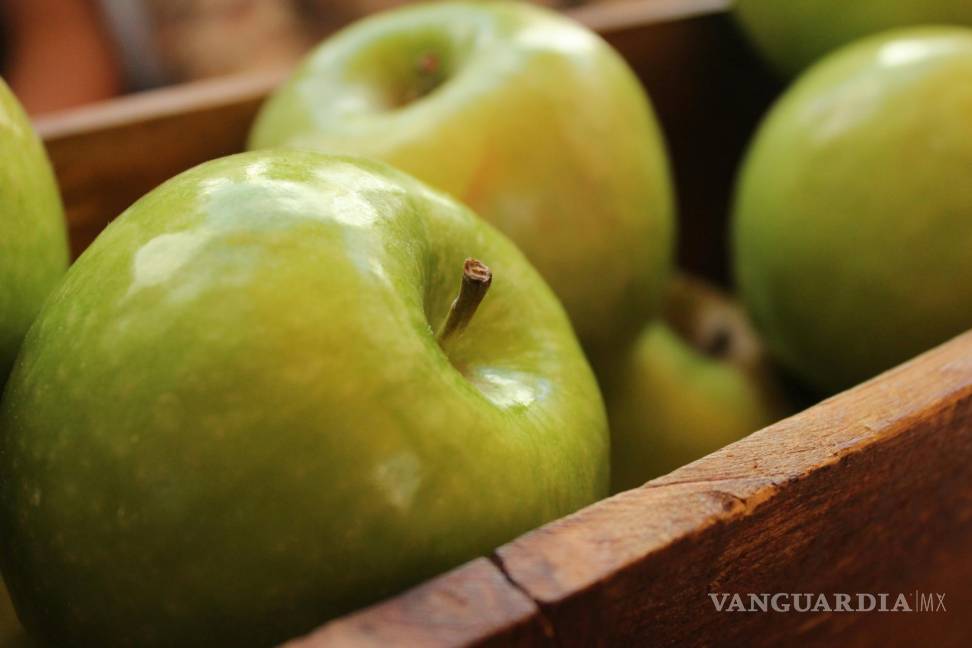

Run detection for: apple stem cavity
[[418, 52, 440, 76], [436, 258, 492, 345], [402, 52, 445, 104]]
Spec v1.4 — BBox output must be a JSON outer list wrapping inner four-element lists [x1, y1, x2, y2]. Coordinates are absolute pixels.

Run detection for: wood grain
[[281, 558, 551, 648]]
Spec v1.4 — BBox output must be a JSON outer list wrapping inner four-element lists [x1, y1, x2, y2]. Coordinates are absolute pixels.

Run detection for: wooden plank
[[283, 558, 551, 648], [494, 329, 972, 646]]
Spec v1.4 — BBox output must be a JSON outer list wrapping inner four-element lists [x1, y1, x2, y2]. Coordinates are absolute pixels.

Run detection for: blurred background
[[1, 0, 618, 115]]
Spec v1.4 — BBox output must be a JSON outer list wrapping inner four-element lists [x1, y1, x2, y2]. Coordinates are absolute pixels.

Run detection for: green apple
[[0, 150, 608, 647], [0, 79, 69, 383], [735, 0, 972, 76], [733, 28, 972, 394], [248, 1, 675, 356], [604, 275, 791, 492]]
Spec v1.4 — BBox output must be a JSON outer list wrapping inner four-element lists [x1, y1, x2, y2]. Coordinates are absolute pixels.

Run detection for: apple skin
[[0, 79, 69, 382], [604, 276, 791, 492], [733, 28, 972, 395], [0, 150, 608, 647], [734, 0, 972, 76], [248, 1, 675, 356]]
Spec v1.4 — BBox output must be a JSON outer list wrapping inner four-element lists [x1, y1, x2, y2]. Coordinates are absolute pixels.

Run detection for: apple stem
[[436, 258, 492, 344]]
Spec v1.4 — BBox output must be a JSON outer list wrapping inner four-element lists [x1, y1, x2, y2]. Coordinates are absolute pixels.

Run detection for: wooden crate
[[32, 1, 972, 645]]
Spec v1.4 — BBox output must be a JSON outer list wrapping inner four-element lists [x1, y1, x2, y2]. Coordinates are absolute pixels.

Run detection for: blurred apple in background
[[734, 0, 972, 75], [249, 1, 675, 359], [604, 275, 791, 492], [733, 27, 972, 394], [0, 150, 608, 647], [0, 79, 69, 383]]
